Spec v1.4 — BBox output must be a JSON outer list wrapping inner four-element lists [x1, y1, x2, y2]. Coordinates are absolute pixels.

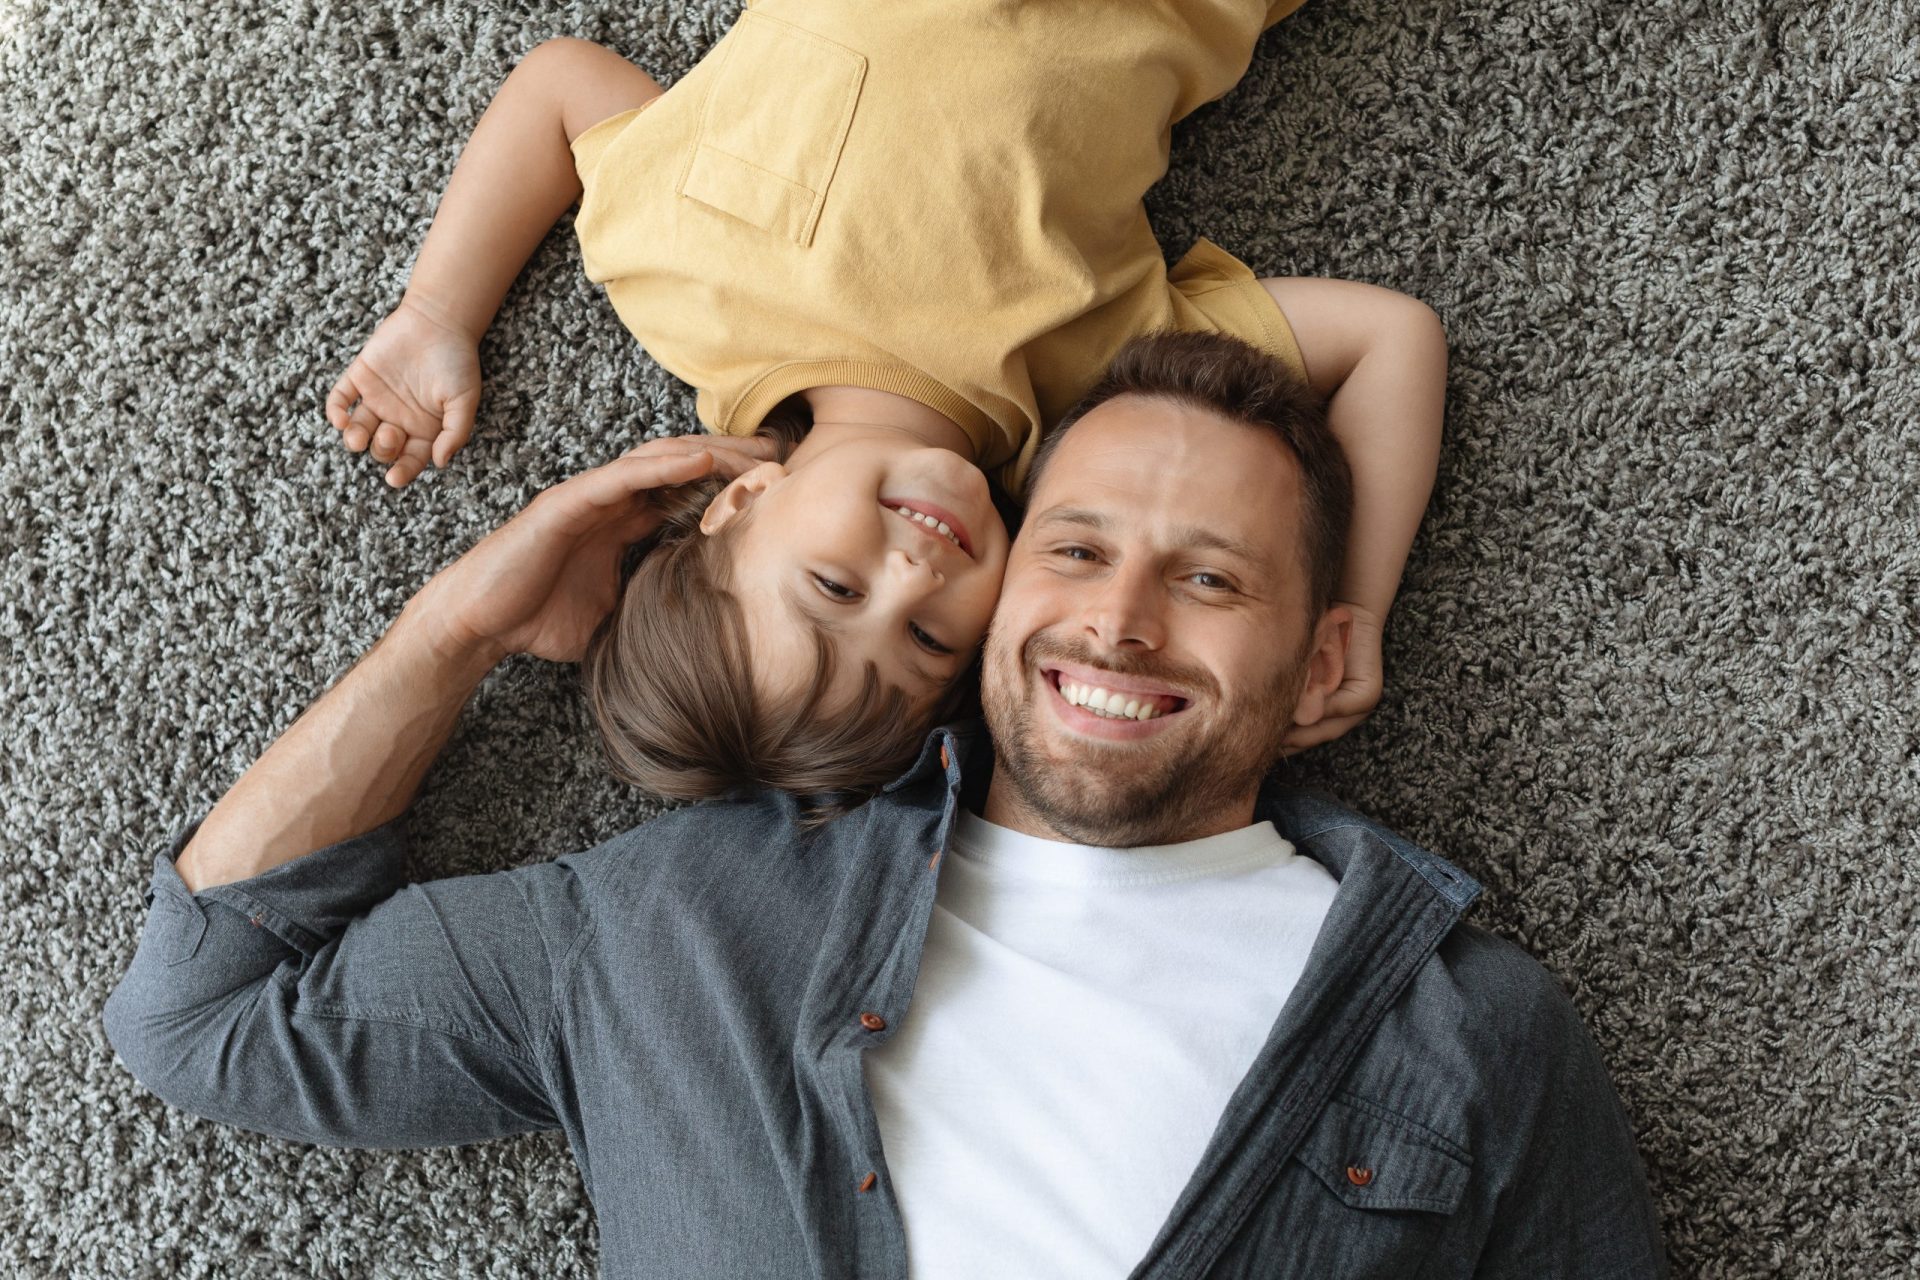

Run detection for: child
[[327, 0, 1447, 805]]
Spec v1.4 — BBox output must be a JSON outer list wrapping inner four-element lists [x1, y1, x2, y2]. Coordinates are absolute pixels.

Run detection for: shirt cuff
[[144, 814, 412, 959]]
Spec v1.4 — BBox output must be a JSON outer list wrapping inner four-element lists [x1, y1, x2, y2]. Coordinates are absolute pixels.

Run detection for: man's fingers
[[567, 450, 716, 512], [622, 433, 778, 470], [1321, 685, 1380, 721]]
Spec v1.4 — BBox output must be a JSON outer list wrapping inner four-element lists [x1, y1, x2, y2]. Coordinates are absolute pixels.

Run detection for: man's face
[[981, 394, 1347, 846]]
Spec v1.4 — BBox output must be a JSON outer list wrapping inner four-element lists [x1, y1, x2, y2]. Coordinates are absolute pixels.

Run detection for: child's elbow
[[1390, 294, 1448, 359]]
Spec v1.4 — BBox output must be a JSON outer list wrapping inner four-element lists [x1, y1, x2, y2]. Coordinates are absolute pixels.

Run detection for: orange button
[[860, 1012, 887, 1032], [939, 745, 950, 769], [1347, 1166, 1374, 1187], [858, 1171, 877, 1193], [929, 849, 943, 871]]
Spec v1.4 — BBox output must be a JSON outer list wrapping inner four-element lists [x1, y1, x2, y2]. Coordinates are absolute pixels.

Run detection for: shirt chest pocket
[[1210, 1095, 1471, 1276], [676, 11, 867, 248]]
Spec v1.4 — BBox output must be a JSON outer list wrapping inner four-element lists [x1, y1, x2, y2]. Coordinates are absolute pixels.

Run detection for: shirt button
[[859, 1012, 887, 1032], [929, 849, 943, 871], [939, 745, 951, 769], [1347, 1166, 1374, 1187], [858, 1171, 877, 1193]]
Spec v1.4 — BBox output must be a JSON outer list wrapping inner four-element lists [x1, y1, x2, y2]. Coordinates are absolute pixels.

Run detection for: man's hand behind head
[[410, 439, 772, 665]]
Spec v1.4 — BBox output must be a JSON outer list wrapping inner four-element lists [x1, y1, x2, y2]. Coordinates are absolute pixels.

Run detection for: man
[[105, 332, 1668, 1277]]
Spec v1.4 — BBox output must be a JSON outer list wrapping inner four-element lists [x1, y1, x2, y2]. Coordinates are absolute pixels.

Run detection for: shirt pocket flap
[[677, 12, 866, 247], [1294, 1095, 1470, 1214]]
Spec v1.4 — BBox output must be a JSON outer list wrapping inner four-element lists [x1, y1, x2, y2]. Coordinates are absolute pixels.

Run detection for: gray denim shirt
[[104, 723, 1668, 1278]]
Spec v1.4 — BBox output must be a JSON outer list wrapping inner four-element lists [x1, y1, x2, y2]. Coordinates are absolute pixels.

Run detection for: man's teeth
[[890, 505, 961, 549], [1059, 680, 1170, 721]]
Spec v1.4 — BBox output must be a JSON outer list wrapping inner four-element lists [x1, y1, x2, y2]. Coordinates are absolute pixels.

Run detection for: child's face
[[701, 433, 1011, 711]]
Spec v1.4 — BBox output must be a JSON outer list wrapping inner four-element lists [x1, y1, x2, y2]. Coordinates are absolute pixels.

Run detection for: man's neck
[[978, 773, 1259, 847]]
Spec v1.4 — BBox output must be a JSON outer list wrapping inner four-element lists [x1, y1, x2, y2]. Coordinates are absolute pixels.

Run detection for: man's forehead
[[1023, 397, 1304, 548]]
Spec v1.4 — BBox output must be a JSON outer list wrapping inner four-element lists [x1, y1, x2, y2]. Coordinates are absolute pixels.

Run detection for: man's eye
[[909, 622, 953, 656], [1057, 546, 1098, 562], [1189, 572, 1234, 590], [813, 574, 861, 601]]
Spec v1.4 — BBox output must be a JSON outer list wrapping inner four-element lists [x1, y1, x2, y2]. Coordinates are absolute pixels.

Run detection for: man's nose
[[1079, 562, 1164, 650]]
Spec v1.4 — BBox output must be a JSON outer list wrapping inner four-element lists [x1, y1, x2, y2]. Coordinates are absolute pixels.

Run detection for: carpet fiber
[[3, 0, 1915, 1275]]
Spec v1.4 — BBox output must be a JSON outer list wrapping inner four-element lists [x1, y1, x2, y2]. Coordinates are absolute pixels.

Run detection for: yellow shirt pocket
[[676, 12, 867, 248]]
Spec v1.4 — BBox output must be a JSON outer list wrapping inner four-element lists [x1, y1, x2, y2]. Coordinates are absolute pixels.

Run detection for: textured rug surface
[[3, 0, 1916, 1275]]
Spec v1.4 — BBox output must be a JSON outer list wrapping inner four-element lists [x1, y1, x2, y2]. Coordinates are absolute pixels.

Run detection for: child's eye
[[813, 574, 861, 601], [909, 622, 953, 656]]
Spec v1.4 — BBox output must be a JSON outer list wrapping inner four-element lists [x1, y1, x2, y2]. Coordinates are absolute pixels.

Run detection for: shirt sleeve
[[102, 813, 588, 1149], [1470, 982, 1671, 1279]]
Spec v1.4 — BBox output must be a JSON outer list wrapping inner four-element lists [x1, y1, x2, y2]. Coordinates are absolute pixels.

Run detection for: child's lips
[[881, 497, 976, 559]]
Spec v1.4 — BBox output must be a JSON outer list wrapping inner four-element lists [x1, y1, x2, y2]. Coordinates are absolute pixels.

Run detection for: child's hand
[[1282, 601, 1384, 754], [326, 298, 483, 489]]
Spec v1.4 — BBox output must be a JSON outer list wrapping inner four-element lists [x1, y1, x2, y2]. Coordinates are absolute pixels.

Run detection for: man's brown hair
[[1029, 330, 1352, 615], [580, 408, 969, 818]]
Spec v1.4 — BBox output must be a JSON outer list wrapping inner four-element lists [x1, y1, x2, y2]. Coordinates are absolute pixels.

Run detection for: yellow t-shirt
[[572, 0, 1310, 493]]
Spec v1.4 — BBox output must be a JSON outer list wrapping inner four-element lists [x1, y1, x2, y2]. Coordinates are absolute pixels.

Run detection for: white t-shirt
[[864, 811, 1340, 1277]]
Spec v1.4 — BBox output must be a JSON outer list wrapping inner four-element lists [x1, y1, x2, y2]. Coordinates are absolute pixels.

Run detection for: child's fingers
[[433, 391, 479, 469], [325, 369, 361, 434], [385, 438, 435, 489], [342, 401, 380, 453], [370, 422, 408, 463]]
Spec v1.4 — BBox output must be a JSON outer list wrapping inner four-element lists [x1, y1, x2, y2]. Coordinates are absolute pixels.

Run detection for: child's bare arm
[[1258, 277, 1448, 749], [329, 39, 663, 487]]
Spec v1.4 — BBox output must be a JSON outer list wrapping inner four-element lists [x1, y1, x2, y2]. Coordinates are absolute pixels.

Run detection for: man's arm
[[177, 441, 753, 892], [106, 443, 766, 1145], [173, 610, 495, 892]]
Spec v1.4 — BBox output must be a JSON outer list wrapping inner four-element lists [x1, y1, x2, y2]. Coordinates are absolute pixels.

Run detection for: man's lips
[[1041, 664, 1193, 740], [1044, 662, 1191, 711], [881, 496, 975, 559]]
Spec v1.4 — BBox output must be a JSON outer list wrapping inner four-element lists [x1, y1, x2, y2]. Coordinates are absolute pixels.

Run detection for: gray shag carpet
[[3, 0, 1916, 1275]]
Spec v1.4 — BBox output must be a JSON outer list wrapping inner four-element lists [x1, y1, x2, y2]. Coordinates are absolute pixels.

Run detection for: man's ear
[[698, 461, 786, 536], [1290, 604, 1352, 728]]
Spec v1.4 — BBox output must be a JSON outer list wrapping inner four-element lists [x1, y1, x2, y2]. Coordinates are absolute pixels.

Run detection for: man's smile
[[1041, 663, 1193, 740]]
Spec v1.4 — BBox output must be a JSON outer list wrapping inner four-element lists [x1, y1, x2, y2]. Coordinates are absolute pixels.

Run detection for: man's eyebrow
[[1169, 524, 1266, 567], [1029, 506, 1109, 533], [1031, 507, 1266, 567]]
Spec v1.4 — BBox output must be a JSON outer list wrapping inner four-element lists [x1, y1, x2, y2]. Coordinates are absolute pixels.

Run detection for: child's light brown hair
[[580, 406, 972, 816]]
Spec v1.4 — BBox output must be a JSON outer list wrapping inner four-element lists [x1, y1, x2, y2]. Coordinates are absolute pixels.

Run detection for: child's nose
[[887, 546, 945, 592]]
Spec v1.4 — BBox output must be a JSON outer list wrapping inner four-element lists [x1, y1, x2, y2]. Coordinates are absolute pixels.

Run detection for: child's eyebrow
[[779, 584, 946, 690]]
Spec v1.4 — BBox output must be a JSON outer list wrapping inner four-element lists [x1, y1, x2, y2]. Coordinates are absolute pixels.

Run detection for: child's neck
[[798, 386, 974, 457]]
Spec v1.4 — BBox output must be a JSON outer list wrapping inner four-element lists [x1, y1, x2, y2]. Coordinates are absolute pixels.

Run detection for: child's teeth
[[891, 506, 961, 548]]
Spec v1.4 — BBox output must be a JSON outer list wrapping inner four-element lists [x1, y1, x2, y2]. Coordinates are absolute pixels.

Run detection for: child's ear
[[1290, 605, 1352, 728], [699, 461, 787, 536]]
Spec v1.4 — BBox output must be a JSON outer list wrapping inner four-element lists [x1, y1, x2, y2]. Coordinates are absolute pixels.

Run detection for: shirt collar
[[888, 720, 1482, 911]]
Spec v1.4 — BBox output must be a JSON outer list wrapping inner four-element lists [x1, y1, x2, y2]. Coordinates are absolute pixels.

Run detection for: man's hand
[[174, 437, 775, 892], [407, 436, 776, 664], [327, 297, 484, 489], [1281, 602, 1384, 754]]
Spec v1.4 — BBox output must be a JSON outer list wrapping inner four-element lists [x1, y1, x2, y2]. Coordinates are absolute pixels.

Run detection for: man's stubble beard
[[982, 627, 1311, 848]]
